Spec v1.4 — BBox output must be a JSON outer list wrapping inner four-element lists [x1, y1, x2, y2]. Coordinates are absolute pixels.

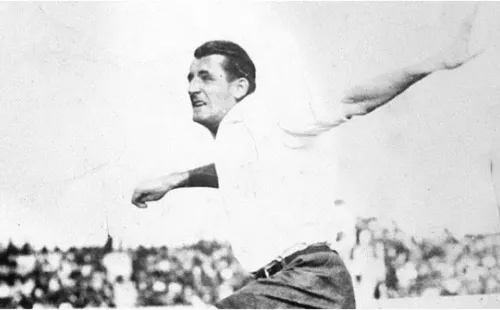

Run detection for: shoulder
[[228, 95, 278, 133], [216, 101, 261, 148]]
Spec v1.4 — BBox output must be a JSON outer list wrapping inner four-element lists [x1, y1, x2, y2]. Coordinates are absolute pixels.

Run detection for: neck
[[207, 123, 219, 137], [198, 104, 238, 137], [197, 118, 221, 137]]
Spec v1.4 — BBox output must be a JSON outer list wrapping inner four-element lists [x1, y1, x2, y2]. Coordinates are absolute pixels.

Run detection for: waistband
[[252, 243, 336, 279]]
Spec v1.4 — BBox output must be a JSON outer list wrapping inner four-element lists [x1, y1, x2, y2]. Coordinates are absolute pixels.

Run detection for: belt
[[251, 243, 336, 279]]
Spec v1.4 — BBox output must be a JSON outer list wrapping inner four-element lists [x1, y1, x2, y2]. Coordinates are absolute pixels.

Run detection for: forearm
[[131, 163, 219, 208], [342, 55, 445, 116], [178, 163, 219, 189], [342, 3, 482, 118]]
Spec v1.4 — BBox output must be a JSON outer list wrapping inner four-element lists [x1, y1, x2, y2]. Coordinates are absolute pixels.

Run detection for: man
[[131, 7, 482, 308]]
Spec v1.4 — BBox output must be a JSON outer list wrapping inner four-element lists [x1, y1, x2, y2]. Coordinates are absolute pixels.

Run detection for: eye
[[199, 72, 213, 81]]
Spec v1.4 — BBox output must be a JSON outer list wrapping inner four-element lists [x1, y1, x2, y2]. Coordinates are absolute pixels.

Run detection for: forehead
[[189, 54, 227, 75]]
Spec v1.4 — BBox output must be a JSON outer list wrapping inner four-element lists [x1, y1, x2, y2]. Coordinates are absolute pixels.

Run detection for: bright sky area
[[1, 1, 500, 249]]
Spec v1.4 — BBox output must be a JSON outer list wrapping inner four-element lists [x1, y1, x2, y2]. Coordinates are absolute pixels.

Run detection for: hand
[[131, 172, 187, 208], [436, 4, 485, 70]]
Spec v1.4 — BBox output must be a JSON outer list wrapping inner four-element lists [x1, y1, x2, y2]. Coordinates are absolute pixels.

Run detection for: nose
[[188, 78, 201, 95]]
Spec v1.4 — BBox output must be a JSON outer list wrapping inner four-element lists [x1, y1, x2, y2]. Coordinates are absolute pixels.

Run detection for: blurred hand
[[436, 4, 485, 70], [131, 172, 187, 208]]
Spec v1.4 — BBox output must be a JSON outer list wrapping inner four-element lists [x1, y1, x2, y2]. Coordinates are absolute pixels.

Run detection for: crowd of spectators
[[0, 243, 114, 308], [349, 218, 500, 302], [0, 218, 499, 308], [129, 240, 250, 307]]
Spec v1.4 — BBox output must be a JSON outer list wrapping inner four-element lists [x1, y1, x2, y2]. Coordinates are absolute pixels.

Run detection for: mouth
[[191, 100, 206, 108]]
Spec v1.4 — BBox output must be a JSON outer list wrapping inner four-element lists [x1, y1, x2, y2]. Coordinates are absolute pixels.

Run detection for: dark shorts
[[216, 248, 356, 309]]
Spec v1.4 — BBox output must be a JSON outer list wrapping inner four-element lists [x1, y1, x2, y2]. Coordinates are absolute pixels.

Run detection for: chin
[[192, 114, 205, 125], [192, 115, 210, 127]]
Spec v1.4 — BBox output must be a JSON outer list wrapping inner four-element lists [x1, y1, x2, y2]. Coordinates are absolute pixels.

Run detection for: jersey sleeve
[[277, 65, 350, 149]]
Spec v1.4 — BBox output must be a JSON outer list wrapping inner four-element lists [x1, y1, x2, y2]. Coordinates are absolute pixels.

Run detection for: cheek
[[207, 89, 232, 107]]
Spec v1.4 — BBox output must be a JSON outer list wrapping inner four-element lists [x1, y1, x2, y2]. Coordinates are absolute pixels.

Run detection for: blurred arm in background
[[340, 4, 484, 119]]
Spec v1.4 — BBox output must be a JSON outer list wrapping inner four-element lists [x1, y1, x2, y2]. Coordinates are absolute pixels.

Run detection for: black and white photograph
[[1, 1, 500, 308]]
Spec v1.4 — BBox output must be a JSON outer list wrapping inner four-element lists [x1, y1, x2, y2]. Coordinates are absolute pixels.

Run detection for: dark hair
[[194, 40, 256, 96]]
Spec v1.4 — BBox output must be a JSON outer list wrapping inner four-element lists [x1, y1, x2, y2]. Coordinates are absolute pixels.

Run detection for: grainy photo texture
[[1, 1, 500, 309]]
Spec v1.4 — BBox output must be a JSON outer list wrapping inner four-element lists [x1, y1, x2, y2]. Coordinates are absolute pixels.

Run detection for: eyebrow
[[187, 70, 212, 82]]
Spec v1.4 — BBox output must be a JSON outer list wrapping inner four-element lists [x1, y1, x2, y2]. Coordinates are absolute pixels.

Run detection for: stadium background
[[1, 217, 500, 308]]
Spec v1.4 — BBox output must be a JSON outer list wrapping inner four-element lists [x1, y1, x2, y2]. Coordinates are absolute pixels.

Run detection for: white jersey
[[214, 88, 355, 271]]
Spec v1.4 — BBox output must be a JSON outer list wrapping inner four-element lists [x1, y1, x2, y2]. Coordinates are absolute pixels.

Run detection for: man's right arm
[[183, 163, 219, 188], [131, 163, 218, 208]]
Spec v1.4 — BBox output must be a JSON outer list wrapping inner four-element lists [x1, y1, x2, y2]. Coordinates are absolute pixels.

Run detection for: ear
[[230, 78, 250, 101]]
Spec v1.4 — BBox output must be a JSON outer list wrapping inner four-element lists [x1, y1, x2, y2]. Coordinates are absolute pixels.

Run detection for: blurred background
[[1, 218, 499, 308], [1, 1, 500, 308]]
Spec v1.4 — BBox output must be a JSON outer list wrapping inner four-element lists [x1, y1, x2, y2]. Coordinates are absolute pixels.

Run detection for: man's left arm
[[341, 5, 484, 119]]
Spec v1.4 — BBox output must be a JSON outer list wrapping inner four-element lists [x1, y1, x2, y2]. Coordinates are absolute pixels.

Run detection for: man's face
[[187, 54, 237, 131]]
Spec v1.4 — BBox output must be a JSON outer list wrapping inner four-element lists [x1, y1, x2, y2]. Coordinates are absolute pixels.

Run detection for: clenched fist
[[131, 172, 188, 208]]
